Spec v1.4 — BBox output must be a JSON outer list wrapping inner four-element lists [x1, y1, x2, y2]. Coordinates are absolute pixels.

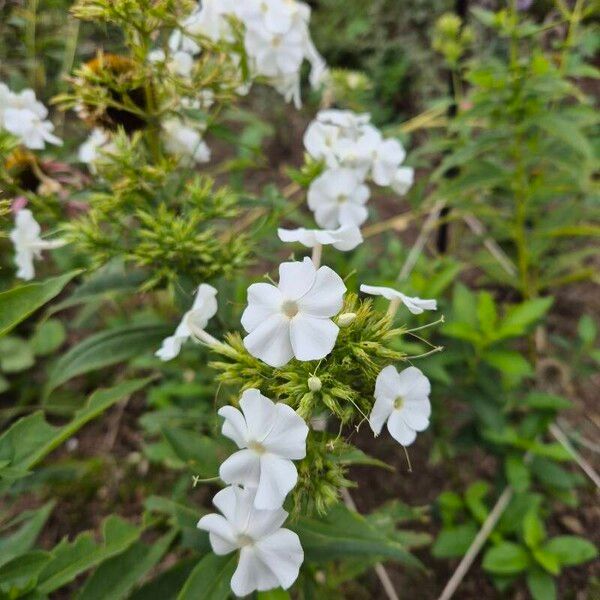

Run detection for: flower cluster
[[303, 109, 414, 229], [0, 84, 62, 150], [168, 0, 327, 107]]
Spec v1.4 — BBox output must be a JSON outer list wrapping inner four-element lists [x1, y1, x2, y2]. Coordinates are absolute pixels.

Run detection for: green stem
[[26, 0, 39, 88]]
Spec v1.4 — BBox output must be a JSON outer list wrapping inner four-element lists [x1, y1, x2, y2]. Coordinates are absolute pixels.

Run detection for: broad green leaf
[[0, 336, 34, 372], [527, 568, 556, 600], [129, 558, 197, 600], [482, 542, 531, 575], [496, 298, 554, 339], [523, 509, 546, 549], [176, 554, 236, 600], [532, 547, 560, 575], [0, 502, 55, 567], [482, 349, 532, 378], [0, 271, 80, 338], [521, 393, 571, 411], [31, 319, 66, 356], [0, 550, 51, 595], [77, 530, 176, 600], [293, 503, 421, 568], [38, 515, 142, 593], [505, 455, 530, 493], [432, 524, 477, 558], [0, 379, 151, 479], [543, 536, 598, 567], [44, 324, 169, 396]]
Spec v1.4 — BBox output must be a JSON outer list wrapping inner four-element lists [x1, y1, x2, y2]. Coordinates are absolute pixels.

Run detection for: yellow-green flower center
[[282, 300, 299, 318], [394, 396, 405, 410]]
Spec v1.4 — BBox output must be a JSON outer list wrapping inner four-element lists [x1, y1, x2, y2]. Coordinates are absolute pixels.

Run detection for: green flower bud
[[337, 312, 356, 327], [308, 375, 322, 392]]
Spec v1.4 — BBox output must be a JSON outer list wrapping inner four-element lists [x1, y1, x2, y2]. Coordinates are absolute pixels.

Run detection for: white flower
[[6, 88, 48, 118], [218, 389, 308, 509], [369, 365, 431, 446], [9, 209, 65, 280], [162, 119, 211, 164], [241, 257, 346, 367], [197, 486, 303, 596], [360, 284, 437, 315], [78, 128, 113, 169], [3, 108, 62, 150], [307, 168, 370, 229], [371, 138, 407, 187], [391, 166, 415, 195], [316, 109, 371, 133], [303, 121, 341, 167], [277, 224, 363, 251], [149, 48, 195, 77], [155, 284, 218, 361], [331, 124, 380, 177], [245, 25, 305, 79]]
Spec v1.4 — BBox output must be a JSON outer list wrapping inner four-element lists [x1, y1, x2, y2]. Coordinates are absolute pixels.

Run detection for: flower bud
[[337, 312, 356, 327], [308, 375, 322, 392]]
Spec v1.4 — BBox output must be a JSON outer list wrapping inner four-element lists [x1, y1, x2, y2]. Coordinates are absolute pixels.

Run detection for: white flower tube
[[197, 485, 304, 596]]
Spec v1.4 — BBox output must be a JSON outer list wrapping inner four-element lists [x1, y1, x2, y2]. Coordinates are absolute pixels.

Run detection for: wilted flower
[[369, 365, 431, 446], [197, 485, 303, 596], [307, 168, 370, 229], [242, 257, 346, 367], [10, 209, 66, 280], [277, 224, 363, 251], [162, 119, 211, 164], [360, 284, 437, 315], [218, 388, 309, 509], [155, 284, 218, 360]]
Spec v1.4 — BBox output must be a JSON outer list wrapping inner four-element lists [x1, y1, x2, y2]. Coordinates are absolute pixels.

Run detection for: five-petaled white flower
[[156, 284, 218, 361], [242, 257, 346, 367], [369, 365, 431, 446], [3, 108, 62, 150], [360, 284, 437, 315], [197, 485, 304, 597], [218, 389, 309, 509], [9, 209, 65, 281], [277, 224, 363, 251], [307, 168, 370, 229]]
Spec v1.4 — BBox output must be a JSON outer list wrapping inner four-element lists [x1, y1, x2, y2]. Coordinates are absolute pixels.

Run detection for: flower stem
[[311, 243, 322, 268]]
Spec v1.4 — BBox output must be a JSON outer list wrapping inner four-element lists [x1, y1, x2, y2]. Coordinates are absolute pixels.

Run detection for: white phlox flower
[[155, 284, 218, 361], [241, 257, 346, 367], [77, 128, 118, 173], [162, 119, 211, 164], [0, 86, 62, 150], [218, 389, 309, 509], [371, 138, 407, 187], [277, 224, 363, 251], [369, 365, 431, 446], [391, 166, 415, 196], [197, 485, 304, 596], [149, 48, 195, 78], [360, 284, 437, 315], [307, 168, 370, 229], [10, 209, 66, 281]]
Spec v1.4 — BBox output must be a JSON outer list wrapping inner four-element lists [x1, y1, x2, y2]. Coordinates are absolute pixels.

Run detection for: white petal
[[212, 486, 244, 527], [241, 283, 283, 332], [218, 405, 249, 448], [240, 389, 277, 441], [231, 547, 279, 596], [254, 454, 298, 510], [254, 529, 304, 590], [245, 505, 288, 539], [402, 406, 430, 432], [360, 284, 400, 301], [220, 449, 261, 488], [289, 314, 339, 362], [243, 313, 294, 368], [374, 365, 401, 401], [399, 293, 437, 315], [369, 394, 394, 436], [262, 403, 308, 460], [387, 411, 417, 446], [338, 202, 368, 227], [297, 266, 346, 317], [330, 225, 363, 251], [277, 227, 318, 248], [155, 335, 184, 361], [278, 258, 316, 301], [392, 166, 414, 195], [397, 366, 431, 403], [196, 514, 238, 555]]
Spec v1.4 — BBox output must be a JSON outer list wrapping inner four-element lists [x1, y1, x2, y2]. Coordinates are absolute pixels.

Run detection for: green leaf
[[129, 558, 196, 600], [38, 515, 142, 593], [505, 455, 530, 493], [44, 324, 169, 396], [577, 315, 597, 345], [523, 509, 546, 549], [536, 113, 594, 159], [161, 427, 225, 477], [0, 271, 80, 338], [0, 502, 55, 568], [464, 481, 490, 524], [293, 503, 421, 568], [521, 393, 571, 411], [482, 542, 531, 575], [257, 590, 291, 600], [31, 319, 66, 356], [527, 569, 556, 600], [0, 336, 35, 373], [496, 298, 553, 339], [0, 550, 51, 595], [77, 530, 176, 600], [532, 547, 561, 575], [482, 349, 532, 378], [451, 284, 478, 327], [477, 291, 497, 335], [176, 554, 236, 600], [543, 536, 598, 567], [0, 379, 151, 479], [432, 524, 477, 558]]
